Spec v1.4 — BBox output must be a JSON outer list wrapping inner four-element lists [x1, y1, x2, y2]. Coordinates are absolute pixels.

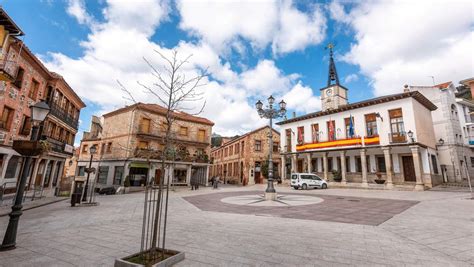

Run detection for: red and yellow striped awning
[[296, 136, 380, 151]]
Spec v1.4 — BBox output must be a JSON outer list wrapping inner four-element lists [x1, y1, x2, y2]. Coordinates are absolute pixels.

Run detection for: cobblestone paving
[[0, 185, 472, 266]]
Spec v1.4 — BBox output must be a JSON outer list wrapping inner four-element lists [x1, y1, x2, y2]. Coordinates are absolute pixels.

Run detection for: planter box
[[374, 179, 386, 184], [115, 248, 184, 267]]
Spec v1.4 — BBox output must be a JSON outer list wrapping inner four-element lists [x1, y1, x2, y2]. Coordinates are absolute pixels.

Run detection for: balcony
[[0, 57, 17, 82], [41, 135, 74, 156], [47, 100, 79, 130], [389, 132, 407, 143], [296, 135, 380, 152]]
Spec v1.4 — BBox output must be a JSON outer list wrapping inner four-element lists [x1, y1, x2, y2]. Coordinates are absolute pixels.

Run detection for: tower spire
[[326, 43, 340, 87]]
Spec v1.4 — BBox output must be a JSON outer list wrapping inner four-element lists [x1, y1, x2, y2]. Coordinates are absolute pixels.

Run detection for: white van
[[290, 173, 328, 190]]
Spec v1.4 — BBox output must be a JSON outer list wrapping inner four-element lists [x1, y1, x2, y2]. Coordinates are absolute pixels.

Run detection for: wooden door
[[255, 171, 261, 184], [297, 160, 303, 173], [402, 156, 416, 182], [154, 169, 162, 185]]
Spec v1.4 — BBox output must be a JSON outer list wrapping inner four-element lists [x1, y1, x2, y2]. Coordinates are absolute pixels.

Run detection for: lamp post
[[407, 130, 414, 143], [255, 95, 286, 200], [1, 101, 50, 251], [82, 145, 97, 202]]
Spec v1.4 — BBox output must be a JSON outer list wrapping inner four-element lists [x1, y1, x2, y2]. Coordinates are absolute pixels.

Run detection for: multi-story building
[[210, 126, 281, 185], [76, 103, 214, 188], [277, 49, 441, 190], [412, 81, 474, 184], [0, 8, 85, 195]]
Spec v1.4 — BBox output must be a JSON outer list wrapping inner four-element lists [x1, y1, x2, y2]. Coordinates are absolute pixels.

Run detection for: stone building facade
[[0, 9, 85, 196], [413, 81, 474, 184], [76, 103, 213, 190], [210, 126, 281, 185]]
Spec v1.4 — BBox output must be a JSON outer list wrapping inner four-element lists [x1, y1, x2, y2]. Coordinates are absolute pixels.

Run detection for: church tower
[[320, 44, 348, 111]]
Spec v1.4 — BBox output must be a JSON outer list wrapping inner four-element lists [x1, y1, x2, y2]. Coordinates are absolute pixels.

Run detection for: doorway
[[154, 169, 162, 185], [402, 156, 416, 182], [297, 159, 303, 173]]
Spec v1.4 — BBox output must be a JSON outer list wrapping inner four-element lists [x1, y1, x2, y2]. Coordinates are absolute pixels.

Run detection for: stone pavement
[[0, 185, 472, 266]]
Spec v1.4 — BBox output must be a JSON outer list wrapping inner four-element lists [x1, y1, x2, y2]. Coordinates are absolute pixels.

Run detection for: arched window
[[451, 104, 458, 119]]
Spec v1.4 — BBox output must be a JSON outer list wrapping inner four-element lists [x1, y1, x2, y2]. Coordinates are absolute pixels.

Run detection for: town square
[[0, 1, 473, 266]]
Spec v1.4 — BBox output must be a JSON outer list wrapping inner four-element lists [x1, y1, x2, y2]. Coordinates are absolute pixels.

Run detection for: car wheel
[[321, 183, 327, 189], [293, 186, 299, 190], [302, 184, 308, 190]]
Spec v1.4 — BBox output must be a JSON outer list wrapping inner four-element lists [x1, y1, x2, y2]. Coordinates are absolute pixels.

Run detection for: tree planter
[[115, 248, 184, 267], [374, 179, 386, 184]]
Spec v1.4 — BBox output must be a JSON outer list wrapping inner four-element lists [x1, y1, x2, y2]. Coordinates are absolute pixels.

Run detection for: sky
[[2, 0, 473, 145]]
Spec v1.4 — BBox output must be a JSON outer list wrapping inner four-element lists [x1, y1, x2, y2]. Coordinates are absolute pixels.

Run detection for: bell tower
[[320, 43, 348, 111]]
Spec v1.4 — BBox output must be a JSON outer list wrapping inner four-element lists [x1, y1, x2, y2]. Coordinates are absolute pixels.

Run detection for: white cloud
[[344, 73, 358, 83], [272, 1, 326, 54], [283, 82, 321, 114], [178, 0, 326, 54], [340, 0, 474, 95], [66, 0, 95, 26], [46, 0, 322, 137]]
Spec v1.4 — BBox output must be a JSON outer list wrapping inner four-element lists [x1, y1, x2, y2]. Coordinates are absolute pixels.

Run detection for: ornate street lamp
[[82, 144, 97, 202], [1, 101, 50, 251], [255, 95, 286, 200], [407, 130, 414, 143]]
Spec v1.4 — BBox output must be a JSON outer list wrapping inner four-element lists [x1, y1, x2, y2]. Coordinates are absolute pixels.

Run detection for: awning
[[130, 162, 149, 168]]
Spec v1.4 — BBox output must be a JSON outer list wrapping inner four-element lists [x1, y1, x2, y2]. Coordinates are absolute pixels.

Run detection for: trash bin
[[71, 192, 81, 207]]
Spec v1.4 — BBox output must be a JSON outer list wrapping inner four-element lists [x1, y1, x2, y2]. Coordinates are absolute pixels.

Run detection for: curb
[[0, 197, 68, 217]]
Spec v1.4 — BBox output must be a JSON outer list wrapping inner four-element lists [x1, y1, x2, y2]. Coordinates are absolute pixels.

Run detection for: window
[[229, 146, 233, 155], [107, 142, 112, 153], [179, 126, 188, 136], [431, 155, 439, 174], [82, 144, 88, 153], [77, 166, 85, 176], [376, 156, 386, 172], [345, 117, 355, 138], [19, 116, 31, 136], [138, 141, 148, 149], [97, 166, 109, 184], [0, 106, 14, 130], [113, 166, 124, 185], [365, 113, 377, 137], [346, 156, 351, 173], [101, 143, 106, 154], [285, 129, 292, 152], [197, 129, 206, 142], [139, 118, 151, 133], [13, 67, 24, 88], [355, 156, 370, 172], [389, 109, 405, 142], [255, 140, 262, 151], [297, 126, 304, 144], [328, 158, 333, 171], [4, 156, 20, 178], [225, 147, 228, 157], [233, 162, 238, 176], [327, 120, 336, 141], [235, 143, 239, 154], [273, 142, 279, 153], [311, 124, 319, 142], [451, 104, 458, 119], [291, 174, 297, 180], [241, 141, 245, 153], [28, 79, 39, 100]]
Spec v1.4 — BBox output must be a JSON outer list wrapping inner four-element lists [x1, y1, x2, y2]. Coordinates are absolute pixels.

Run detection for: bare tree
[[120, 49, 207, 261]]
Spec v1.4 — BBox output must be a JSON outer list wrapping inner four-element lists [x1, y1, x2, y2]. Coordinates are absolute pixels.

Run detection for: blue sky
[[2, 0, 472, 144]]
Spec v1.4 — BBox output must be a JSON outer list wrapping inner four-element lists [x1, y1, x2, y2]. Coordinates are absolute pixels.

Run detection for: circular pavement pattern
[[220, 194, 324, 207]]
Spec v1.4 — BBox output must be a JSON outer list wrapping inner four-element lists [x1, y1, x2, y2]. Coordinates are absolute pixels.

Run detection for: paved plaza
[[0, 185, 473, 266]]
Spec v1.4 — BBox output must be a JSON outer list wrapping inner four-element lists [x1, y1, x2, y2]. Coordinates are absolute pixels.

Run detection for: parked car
[[290, 173, 328, 190], [98, 186, 116, 195]]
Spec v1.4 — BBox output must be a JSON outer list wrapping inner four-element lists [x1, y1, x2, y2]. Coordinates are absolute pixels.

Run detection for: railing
[[0, 56, 17, 82], [46, 100, 79, 129], [41, 135, 74, 156], [388, 132, 407, 143]]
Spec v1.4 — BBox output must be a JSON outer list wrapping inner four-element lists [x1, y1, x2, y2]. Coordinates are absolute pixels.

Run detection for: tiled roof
[[103, 102, 214, 126], [211, 126, 280, 151], [277, 91, 437, 125], [434, 81, 452, 89]]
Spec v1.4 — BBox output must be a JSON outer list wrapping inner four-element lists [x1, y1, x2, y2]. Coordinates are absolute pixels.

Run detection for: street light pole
[[1, 101, 50, 251], [255, 96, 286, 199], [82, 145, 97, 202]]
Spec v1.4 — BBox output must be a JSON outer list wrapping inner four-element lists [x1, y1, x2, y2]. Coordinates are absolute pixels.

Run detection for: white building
[[277, 48, 442, 190], [411, 81, 474, 184]]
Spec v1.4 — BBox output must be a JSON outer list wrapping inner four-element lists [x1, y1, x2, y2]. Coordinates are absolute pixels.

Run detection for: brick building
[[76, 103, 213, 189], [210, 126, 281, 185], [0, 8, 85, 195]]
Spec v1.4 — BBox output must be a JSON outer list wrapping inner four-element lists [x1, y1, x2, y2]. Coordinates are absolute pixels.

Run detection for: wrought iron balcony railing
[[41, 135, 74, 156], [0, 57, 17, 82], [46, 100, 79, 130]]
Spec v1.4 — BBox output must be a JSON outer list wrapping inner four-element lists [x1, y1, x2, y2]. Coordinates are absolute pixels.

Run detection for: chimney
[[403, 84, 410, 93], [292, 112, 296, 118]]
